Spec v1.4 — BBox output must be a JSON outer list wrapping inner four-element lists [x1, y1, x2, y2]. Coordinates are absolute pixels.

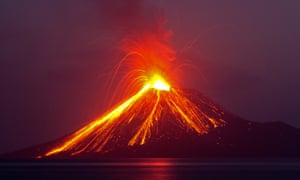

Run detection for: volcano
[[4, 88, 300, 159], [3, 22, 300, 159]]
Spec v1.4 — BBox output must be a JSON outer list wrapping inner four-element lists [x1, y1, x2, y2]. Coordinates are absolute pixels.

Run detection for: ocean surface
[[1, 158, 300, 179]]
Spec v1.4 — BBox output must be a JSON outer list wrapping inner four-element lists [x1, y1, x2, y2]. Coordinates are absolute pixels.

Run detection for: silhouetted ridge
[[3, 89, 300, 159]]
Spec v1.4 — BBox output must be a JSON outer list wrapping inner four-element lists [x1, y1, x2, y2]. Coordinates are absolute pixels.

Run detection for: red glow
[[41, 21, 225, 157]]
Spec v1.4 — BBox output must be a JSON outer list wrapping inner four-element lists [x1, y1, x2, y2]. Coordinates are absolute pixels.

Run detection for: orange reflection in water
[[134, 158, 174, 180]]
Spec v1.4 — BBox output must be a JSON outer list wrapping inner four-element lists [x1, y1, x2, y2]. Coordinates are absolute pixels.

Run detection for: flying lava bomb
[[40, 20, 226, 158]]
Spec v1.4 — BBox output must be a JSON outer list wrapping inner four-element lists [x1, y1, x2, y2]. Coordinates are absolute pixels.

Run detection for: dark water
[[1, 158, 300, 179]]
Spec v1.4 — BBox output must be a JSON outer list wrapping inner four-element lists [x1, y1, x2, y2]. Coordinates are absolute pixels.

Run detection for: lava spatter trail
[[42, 22, 225, 158], [44, 76, 225, 157]]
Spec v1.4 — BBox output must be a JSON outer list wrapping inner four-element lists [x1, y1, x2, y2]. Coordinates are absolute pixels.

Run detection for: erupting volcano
[[4, 16, 294, 160], [41, 28, 226, 157], [4, 27, 300, 158], [2, 2, 300, 161], [44, 75, 225, 157]]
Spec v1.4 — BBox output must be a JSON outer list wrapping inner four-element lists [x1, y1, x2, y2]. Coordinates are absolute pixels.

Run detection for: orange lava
[[44, 74, 224, 157], [42, 27, 225, 157]]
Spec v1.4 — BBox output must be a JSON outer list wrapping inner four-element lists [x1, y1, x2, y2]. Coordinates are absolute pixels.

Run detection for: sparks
[[44, 73, 224, 157], [42, 21, 225, 158]]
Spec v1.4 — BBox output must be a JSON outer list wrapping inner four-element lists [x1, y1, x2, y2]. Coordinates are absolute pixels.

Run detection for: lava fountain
[[42, 21, 225, 158]]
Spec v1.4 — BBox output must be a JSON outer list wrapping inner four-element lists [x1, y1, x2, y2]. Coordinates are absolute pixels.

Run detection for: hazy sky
[[1, 0, 300, 153]]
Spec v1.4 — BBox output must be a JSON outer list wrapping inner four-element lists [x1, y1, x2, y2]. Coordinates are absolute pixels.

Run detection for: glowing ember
[[149, 74, 170, 91], [152, 80, 169, 91], [42, 22, 225, 157]]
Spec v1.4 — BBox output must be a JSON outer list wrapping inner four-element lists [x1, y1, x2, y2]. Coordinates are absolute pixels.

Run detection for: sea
[[1, 158, 300, 179]]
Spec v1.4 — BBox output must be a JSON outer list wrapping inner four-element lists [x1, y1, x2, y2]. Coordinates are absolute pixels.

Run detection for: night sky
[[1, 0, 300, 153]]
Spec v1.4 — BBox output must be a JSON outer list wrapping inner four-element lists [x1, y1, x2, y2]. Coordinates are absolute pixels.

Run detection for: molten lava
[[44, 73, 224, 157], [149, 74, 170, 91], [42, 23, 225, 158]]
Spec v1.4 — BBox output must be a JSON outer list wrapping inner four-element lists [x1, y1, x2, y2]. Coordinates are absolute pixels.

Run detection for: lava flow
[[42, 27, 225, 157]]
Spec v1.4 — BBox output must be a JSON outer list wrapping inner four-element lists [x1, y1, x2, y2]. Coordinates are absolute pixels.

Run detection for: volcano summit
[[3, 22, 300, 159], [4, 88, 300, 159], [40, 74, 225, 158]]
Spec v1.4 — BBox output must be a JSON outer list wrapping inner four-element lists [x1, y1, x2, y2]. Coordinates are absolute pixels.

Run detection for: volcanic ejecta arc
[[41, 19, 225, 158]]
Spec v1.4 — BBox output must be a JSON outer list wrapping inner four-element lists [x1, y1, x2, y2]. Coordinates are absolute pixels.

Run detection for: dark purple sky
[[1, 0, 300, 153]]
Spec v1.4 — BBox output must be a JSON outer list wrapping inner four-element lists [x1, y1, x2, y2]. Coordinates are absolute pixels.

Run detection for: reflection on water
[[1, 158, 300, 179], [131, 159, 173, 180]]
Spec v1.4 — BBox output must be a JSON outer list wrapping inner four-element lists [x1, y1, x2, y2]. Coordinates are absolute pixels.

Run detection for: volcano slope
[[3, 89, 300, 159]]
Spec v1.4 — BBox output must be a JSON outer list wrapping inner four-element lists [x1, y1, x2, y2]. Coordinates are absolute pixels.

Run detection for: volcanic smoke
[[42, 19, 225, 158]]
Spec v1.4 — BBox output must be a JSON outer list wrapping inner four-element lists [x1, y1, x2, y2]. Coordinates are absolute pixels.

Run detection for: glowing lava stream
[[44, 74, 224, 157]]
